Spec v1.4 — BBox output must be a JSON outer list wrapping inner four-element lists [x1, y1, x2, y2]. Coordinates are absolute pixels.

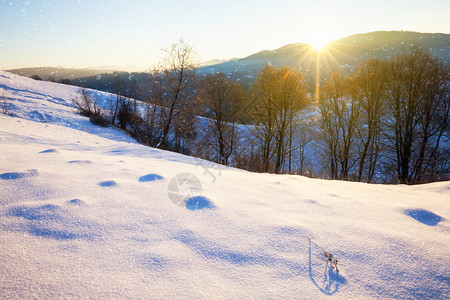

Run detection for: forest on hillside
[[69, 40, 449, 185]]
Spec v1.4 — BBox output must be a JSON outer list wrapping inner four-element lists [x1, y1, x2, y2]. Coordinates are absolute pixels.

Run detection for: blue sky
[[1, 0, 449, 70]]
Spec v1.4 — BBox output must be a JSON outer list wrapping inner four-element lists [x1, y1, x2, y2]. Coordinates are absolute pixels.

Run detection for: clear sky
[[1, 0, 449, 70]]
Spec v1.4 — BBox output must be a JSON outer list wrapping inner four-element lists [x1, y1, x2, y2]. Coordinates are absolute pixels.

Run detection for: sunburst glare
[[309, 35, 332, 51]]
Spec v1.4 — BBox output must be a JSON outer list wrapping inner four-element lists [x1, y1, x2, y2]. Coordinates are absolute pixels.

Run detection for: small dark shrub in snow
[[117, 98, 134, 130], [72, 88, 94, 117], [90, 102, 109, 127], [59, 78, 72, 85], [30, 74, 42, 80], [310, 236, 339, 272], [89, 112, 109, 127], [72, 88, 110, 127], [1, 93, 10, 115]]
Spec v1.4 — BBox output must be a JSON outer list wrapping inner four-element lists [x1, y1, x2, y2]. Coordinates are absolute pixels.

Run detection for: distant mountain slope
[[198, 31, 450, 88], [5, 67, 115, 81], [327, 31, 450, 65], [7, 31, 449, 92], [199, 58, 239, 67]]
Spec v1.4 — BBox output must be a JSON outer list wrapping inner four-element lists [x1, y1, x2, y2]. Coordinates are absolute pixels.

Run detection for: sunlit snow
[[0, 71, 449, 298]]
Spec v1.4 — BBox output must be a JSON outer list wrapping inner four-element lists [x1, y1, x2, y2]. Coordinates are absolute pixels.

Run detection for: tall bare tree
[[199, 73, 244, 165], [352, 59, 386, 182], [147, 39, 198, 148], [319, 71, 361, 180], [252, 65, 308, 173], [413, 62, 449, 182], [110, 74, 126, 125], [383, 46, 449, 183]]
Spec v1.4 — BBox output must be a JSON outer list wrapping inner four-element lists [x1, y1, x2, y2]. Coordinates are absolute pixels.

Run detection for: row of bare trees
[[102, 40, 310, 174], [318, 46, 449, 184], [73, 41, 448, 184], [199, 73, 244, 165], [249, 65, 309, 173]]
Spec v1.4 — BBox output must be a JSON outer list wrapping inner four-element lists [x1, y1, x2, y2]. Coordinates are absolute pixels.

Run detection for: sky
[[1, 0, 449, 71]]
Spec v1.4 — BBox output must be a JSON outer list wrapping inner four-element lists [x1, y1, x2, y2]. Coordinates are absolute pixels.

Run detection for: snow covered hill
[[0, 71, 449, 298]]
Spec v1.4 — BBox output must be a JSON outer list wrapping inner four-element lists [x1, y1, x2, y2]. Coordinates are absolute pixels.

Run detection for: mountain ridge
[[5, 31, 450, 93]]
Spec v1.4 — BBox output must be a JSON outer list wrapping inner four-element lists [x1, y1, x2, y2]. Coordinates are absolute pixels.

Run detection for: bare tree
[[132, 75, 159, 146], [72, 88, 94, 116], [146, 39, 198, 148], [411, 51, 449, 182], [383, 46, 449, 184], [72, 88, 108, 126], [252, 65, 308, 173], [142, 100, 158, 145], [319, 71, 361, 180], [110, 75, 126, 125], [352, 59, 386, 182], [249, 81, 276, 172], [1, 92, 10, 115], [295, 118, 314, 176], [199, 73, 244, 165]]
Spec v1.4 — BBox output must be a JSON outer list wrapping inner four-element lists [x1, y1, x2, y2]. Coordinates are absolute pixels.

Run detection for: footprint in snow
[[8, 203, 61, 221], [68, 160, 92, 165], [67, 198, 86, 206], [404, 208, 444, 226], [39, 148, 58, 154], [139, 173, 164, 182], [99, 180, 118, 187], [185, 196, 215, 211], [0, 169, 38, 180], [6, 203, 98, 241]]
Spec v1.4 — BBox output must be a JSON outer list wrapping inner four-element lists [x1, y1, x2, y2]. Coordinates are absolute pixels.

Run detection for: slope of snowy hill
[[0, 71, 449, 299]]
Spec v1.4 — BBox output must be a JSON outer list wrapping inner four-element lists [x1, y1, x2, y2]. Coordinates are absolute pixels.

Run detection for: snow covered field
[[0, 71, 449, 298]]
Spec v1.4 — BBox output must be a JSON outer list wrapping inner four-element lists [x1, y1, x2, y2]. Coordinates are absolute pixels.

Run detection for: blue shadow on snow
[[139, 173, 163, 182], [186, 196, 215, 210], [405, 209, 443, 226], [0, 172, 26, 180], [0, 169, 38, 180], [67, 198, 85, 206], [28, 226, 79, 240], [99, 180, 118, 187], [8, 204, 60, 221], [7, 204, 98, 241], [39, 148, 58, 153], [172, 229, 305, 278], [309, 238, 346, 295], [68, 160, 92, 164]]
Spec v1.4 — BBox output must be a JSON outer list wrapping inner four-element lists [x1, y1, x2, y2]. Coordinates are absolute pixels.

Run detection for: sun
[[309, 35, 331, 51]]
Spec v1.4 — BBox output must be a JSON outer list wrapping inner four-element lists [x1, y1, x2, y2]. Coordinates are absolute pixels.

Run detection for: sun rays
[[287, 35, 358, 105], [309, 38, 330, 52], [308, 33, 335, 52]]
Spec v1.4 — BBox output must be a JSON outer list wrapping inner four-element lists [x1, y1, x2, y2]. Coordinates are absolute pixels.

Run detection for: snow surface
[[0, 71, 449, 299]]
